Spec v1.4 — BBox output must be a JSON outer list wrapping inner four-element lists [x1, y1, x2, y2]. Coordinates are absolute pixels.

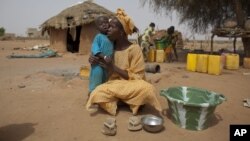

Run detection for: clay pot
[[223, 19, 237, 28]]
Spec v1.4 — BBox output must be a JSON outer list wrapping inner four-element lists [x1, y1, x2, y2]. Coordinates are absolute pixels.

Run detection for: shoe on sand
[[128, 116, 142, 131], [101, 117, 117, 136], [243, 98, 250, 108]]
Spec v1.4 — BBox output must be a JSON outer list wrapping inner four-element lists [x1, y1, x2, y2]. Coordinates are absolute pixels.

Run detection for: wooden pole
[[211, 34, 215, 54], [233, 37, 237, 53]]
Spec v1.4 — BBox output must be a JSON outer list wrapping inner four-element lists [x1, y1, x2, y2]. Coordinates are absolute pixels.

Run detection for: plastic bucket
[[155, 40, 167, 50], [160, 86, 226, 130]]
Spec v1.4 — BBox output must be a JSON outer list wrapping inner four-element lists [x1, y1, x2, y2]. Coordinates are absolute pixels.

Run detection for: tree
[[0, 27, 5, 36], [140, 0, 250, 57]]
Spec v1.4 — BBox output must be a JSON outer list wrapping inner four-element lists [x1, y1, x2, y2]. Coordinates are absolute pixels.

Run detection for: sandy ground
[[0, 40, 249, 141]]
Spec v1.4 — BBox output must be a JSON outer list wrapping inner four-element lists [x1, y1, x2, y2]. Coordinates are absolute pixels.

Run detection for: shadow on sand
[[0, 123, 37, 141]]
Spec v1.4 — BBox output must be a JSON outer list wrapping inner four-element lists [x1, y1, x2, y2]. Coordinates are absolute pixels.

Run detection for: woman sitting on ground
[[86, 8, 162, 116]]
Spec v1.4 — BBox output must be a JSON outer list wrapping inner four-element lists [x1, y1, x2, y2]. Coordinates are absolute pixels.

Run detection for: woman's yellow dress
[[86, 44, 162, 115]]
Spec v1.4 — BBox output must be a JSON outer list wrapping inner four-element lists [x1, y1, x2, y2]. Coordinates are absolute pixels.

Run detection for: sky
[[0, 0, 208, 40]]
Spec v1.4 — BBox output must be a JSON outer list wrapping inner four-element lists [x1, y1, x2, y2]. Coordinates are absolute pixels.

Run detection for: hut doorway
[[66, 26, 82, 53]]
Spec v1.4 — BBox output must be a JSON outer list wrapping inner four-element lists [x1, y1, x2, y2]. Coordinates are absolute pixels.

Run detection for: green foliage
[[0, 27, 5, 36], [140, 0, 249, 33]]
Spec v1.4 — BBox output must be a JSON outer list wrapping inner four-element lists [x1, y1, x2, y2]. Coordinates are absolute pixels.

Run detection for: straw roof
[[41, 1, 114, 32]]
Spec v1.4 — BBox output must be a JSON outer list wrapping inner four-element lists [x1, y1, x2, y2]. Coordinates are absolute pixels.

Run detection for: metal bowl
[[141, 115, 164, 133]]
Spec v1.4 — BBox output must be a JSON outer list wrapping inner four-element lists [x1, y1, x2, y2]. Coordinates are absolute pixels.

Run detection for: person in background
[[170, 26, 179, 61], [88, 16, 113, 95], [165, 26, 178, 62], [140, 22, 156, 61], [86, 9, 162, 116]]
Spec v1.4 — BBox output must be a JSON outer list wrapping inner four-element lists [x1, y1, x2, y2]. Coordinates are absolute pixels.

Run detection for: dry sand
[[0, 39, 249, 141]]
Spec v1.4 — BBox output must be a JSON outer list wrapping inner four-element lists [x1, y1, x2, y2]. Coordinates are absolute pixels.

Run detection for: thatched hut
[[41, 1, 114, 54]]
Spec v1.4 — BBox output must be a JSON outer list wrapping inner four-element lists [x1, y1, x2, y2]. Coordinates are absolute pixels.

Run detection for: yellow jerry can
[[196, 54, 208, 73], [148, 48, 156, 62], [186, 53, 197, 72], [156, 49, 165, 63], [208, 55, 222, 75], [225, 54, 239, 70], [80, 65, 90, 79]]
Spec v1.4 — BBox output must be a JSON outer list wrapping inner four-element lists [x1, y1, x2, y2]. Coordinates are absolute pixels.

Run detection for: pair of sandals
[[101, 116, 142, 136]]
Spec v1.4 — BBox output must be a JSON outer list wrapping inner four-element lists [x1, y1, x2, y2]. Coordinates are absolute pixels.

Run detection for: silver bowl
[[141, 115, 164, 133]]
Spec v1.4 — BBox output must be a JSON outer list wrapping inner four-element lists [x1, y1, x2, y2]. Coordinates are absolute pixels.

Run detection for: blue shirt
[[91, 33, 113, 57], [89, 33, 113, 92]]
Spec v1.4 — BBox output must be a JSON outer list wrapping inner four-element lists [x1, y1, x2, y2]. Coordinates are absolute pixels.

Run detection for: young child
[[141, 22, 156, 61], [89, 16, 113, 94]]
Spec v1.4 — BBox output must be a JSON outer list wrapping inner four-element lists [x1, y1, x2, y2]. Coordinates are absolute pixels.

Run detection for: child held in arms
[[89, 16, 114, 95]]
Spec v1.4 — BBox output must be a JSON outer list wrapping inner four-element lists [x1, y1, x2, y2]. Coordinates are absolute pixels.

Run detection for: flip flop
[[101, 117, 117, 136], [87, 104, 99, 112], [243, 98, 250, 108], [128, 116, 142, 131]]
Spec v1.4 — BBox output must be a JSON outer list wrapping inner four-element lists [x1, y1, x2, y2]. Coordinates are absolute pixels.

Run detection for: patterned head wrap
[[116, 8, 135, 35]]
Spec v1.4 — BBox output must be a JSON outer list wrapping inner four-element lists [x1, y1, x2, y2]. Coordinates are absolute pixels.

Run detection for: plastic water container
[[155, 40, 166, 50], [148, 48, 155, 62], [208, 55, 222, 75], [186, 53, 197, 72], [156, 50, 165, 63], [80, 65, 90, 79], [225, 54, 239, 70], [196, 54, 208, 73], [243, 57, 250, 69], [160, 86, 226, 130]]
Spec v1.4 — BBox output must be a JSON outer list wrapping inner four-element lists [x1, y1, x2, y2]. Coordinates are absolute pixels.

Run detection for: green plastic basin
[[160, 86, 226, 130]]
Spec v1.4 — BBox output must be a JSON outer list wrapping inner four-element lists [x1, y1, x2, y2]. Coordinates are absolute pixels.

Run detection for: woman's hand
[[89, 54, 100, 65], [89, 54, 114, 70], [102, 58, 114, 70]]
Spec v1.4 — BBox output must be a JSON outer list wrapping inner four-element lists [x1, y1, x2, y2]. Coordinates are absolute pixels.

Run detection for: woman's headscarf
[[116, 8, 135, 35]]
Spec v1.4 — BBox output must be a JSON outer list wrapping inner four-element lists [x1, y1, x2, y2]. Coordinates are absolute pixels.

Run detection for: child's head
[[95, 16, 109, 34], [167, 26, 175, 35], [149, 22, 155, 28]]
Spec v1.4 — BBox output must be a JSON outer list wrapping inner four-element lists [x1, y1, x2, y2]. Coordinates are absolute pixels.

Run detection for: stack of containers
[[186, 53, 227, 75], [155, 40, 166, 63]]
